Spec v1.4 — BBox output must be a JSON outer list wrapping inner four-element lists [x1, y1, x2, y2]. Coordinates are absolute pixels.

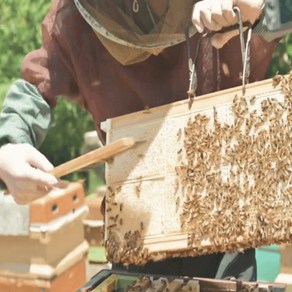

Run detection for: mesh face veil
[[74, 0, 198, 65]]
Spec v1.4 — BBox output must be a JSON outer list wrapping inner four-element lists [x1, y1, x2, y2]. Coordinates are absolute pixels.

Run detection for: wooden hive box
[[0, 239, 88, 280], [102, 73, 292, 265], [280, 244, 292, 274], [29, 180, 86, 224], [0, 181, 87, 263], [0, 248, 87, 292], [79, 269, 287, 292], [0, 207, 87, 269], [0, 181, 88, 276]]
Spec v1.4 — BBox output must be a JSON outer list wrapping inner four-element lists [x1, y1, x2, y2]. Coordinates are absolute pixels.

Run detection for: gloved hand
[[192, 0, 264, 48], [0, 143, 59, 205]]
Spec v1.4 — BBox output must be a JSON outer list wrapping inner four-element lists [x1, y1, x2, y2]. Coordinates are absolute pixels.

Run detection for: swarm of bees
[[105, 73, 292, 265], [176, 73, 292, 254]]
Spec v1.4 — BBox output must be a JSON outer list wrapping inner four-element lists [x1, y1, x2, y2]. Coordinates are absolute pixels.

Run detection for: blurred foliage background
[[0, 0, 291, 190], [0, 0, 99, 191]]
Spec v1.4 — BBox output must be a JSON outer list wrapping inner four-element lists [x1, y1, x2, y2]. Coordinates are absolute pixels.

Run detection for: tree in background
[[269, 34, 292, 76], [0, 1, 50, 83], [0, 0, 95, 184]]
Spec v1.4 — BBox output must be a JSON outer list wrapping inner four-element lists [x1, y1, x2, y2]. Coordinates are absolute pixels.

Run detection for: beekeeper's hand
[[192, 0, 264, 48], [0, 143, 59, 204]]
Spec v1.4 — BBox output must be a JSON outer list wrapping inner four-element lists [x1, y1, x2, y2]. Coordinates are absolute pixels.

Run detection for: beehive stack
[[84, 186, 107, 263], [0, 180, 89, 291], [102, 73, 292, 265]]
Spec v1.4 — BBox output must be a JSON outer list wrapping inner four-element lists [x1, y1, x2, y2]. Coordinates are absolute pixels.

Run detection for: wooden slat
[[101, 76, 279, 131]]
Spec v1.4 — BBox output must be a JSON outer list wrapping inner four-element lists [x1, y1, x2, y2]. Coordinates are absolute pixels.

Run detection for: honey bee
[[176, 196, 180, 209], [143, 105, 151, 114], [250, 95, 256, 105], [177, 128, 182, 140], [114, 214, 119, 222], [135, 185, 141, 197], [272, 74, 282, 86]]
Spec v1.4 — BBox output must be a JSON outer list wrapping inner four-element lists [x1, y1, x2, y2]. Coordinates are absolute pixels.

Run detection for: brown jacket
[[22, 0, 279, 142]]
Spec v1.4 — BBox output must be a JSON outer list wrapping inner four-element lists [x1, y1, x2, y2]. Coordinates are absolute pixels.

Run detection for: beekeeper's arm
[[0, 80, 58, 204]]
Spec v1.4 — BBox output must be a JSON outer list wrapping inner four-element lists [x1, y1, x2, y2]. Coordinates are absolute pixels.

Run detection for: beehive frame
[[102, 73, 292, 265]]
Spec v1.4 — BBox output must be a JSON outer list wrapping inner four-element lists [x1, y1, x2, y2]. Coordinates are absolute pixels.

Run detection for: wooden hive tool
[[50, 137, 136, 178]]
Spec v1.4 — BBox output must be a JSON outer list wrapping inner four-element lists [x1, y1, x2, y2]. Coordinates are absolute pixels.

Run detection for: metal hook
[[185, 28, 201, 108], [233, 7, 252, 96], [133, 0, 139, 13]]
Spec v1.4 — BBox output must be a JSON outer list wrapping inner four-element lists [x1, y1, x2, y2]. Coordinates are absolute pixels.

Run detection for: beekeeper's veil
[[74, 0, 197, 65]]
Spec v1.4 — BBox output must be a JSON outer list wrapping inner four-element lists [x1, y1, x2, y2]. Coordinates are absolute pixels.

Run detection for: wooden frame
[[102, 74, 292, 265]]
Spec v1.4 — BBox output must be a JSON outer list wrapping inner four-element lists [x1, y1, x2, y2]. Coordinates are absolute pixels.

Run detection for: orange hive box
[[85, 192, 104, 221], [30, 180, 86, 224], [0, 254, 86, 292], [0, 239, 88, 280]]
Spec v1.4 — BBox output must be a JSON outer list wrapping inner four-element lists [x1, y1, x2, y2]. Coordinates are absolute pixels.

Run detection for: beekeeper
[[0, 0, 286, 280]]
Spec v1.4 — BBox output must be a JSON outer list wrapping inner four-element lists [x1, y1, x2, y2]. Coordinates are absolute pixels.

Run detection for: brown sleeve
[[21, 0, 79, 108]]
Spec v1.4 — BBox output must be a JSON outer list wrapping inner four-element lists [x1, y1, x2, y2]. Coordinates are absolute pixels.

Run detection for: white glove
[[0, 143, 59, 204], [192, 0, 264, 48]]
